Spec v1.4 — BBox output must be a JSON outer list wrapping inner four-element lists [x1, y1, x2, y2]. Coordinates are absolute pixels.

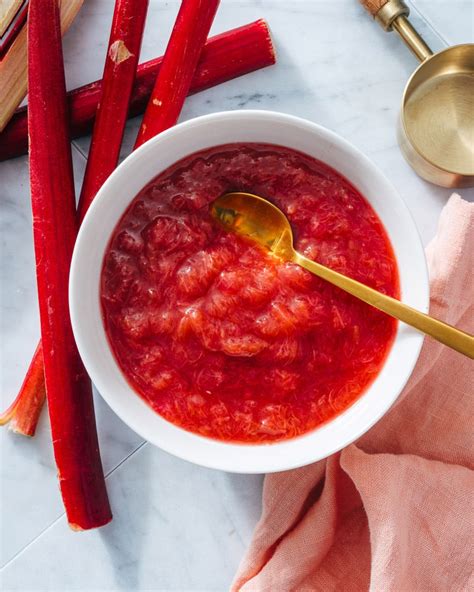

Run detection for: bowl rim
[[70, 109, 429, 473]]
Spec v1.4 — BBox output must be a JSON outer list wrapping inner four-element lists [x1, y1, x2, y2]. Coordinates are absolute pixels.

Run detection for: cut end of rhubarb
[[0, 404, 40, 437], [8, 420, 35, 437], [68, 511, 113, 531], [0, 343, 46, 437], [256, 19, 277, 64]]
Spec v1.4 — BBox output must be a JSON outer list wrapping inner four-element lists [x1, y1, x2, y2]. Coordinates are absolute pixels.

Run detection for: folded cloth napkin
[[232, 194, 474, 592]]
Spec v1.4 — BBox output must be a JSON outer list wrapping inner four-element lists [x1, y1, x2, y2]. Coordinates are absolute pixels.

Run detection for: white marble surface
[[0, 1, 472, 590]]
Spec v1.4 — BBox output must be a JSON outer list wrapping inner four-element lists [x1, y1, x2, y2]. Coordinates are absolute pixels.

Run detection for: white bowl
[[70, 110, 428, 473]]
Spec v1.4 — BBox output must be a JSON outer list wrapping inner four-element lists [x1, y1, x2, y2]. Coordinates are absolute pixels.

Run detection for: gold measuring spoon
[[211, 192, 474, 359], [359, 0, 474, 188]]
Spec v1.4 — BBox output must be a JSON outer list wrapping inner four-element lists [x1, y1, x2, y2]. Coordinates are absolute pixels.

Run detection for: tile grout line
[[104, 439, 148, 479], [0, 512, 65, 572], [0, 440, 148, 572]]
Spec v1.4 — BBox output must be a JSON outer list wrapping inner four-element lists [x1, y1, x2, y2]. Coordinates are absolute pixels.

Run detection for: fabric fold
[[341, 446, 474, 592]]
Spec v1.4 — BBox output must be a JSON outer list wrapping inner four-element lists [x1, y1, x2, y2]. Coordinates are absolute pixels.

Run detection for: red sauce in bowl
[[101, 144, 399, 443]]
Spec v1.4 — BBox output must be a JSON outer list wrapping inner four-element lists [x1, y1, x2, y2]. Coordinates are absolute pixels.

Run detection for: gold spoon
[[211, 192, 474, 359]]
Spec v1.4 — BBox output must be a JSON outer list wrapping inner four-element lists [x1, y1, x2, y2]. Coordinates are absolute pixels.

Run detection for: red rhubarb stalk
[[0, 19, 275, 161], [134, 0, 220, 147], [78, 0, 148, 218], [0, 19, 275, 437], [0, 344, 45, 436], [27, 0, 111, 529]]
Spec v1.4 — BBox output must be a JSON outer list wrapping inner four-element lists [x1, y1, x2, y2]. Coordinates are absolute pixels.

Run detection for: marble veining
[[0, 0, 472, 589]]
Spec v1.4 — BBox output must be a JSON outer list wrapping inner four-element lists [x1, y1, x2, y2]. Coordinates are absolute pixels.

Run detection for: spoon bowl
[[211, 191, 295, 260], [212, 191, 474, 359]]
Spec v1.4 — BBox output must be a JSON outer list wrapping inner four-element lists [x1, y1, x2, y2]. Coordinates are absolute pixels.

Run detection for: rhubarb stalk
[[0, 19, 276, 437], [78, 0, 149, 217], [134, 0, 220, 147], [0, 19, 275, 160], [27, 0, 111, 529]]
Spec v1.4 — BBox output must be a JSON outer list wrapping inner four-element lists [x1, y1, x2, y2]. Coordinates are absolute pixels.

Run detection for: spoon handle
[[294, 253, 474, 359]]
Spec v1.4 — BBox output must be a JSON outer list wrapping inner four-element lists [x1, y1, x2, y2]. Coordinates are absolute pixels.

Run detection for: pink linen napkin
[[232, 194, 474, 592]]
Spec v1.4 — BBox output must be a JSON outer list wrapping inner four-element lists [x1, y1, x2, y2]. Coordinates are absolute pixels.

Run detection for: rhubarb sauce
[[101, 144, 399, 443]]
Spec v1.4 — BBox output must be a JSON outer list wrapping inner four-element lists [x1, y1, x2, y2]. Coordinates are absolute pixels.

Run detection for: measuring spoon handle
[[295, 253, 474, 359], [358, 0, 433, 61]]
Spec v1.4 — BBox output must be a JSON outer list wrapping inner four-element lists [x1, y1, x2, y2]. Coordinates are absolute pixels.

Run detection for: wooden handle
[[359, 0, 389, 17], [0, 0, 84, 133], [359, 0, 411, 32], [0, 0, 23, 37], [296, 254, 474, 359]]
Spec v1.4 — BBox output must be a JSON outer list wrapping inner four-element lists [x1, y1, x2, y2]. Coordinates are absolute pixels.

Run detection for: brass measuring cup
[[360, 0, 474, 188]]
